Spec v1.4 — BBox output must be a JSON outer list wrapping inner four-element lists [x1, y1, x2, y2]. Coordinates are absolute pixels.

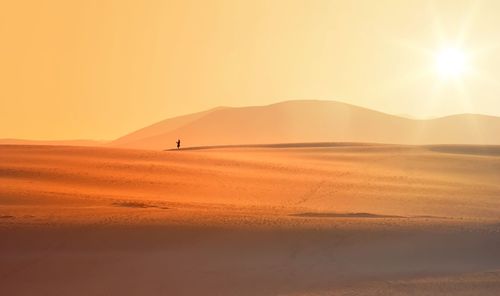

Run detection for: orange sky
[[1, 0, 500, 140]]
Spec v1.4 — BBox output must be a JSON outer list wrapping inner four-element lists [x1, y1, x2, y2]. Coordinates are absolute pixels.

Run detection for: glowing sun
[[435, 48, 468, 78]]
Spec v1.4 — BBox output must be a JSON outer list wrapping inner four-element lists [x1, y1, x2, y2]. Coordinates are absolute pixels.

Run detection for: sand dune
[[2, 143, 500, 218], [109, 100, 500, 150], [110, 107, 226, 147], [1, 144, 500, 295], [5, 100, 500, 150]]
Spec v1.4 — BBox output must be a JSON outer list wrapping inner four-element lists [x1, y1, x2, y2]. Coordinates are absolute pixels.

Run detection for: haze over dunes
[[109, 100, 500, 150], [3, 1, 500, 141], [4, 100, 499, 150]]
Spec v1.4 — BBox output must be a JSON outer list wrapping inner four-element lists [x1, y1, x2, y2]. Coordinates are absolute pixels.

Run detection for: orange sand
[[1, 144, 500, 295]]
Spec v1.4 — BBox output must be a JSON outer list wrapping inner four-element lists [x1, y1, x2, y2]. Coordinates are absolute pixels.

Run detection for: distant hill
[[0, 139, 104, 147], [109, 100, 500, 150], [110, 107, 226, 147]]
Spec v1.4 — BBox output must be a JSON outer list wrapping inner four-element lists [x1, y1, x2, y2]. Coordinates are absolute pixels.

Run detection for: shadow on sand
[[427, 145, 500, 157], [112, 201, 169, 210], [291, 212, 403, 218], [291, 212, 449, 219]]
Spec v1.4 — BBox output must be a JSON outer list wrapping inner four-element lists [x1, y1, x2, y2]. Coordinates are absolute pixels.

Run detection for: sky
[[1, 0, 500, 140]]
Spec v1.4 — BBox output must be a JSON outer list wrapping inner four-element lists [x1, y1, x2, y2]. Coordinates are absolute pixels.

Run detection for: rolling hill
[[0, 139, 104, 147], [109, 100, 500, 150]]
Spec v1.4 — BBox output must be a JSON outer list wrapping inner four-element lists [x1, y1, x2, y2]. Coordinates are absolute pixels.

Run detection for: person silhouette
[[176, 139, 181, 149]]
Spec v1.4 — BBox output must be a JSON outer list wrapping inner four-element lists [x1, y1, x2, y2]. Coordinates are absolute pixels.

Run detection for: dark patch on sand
[[166, 142, 379, 151], [412, 215, 449, 219], [427, 145, 500, 157], [292, 212, 403, 218], [0, 215, 15, 219], [112, 201, 168, 210], [292, 212, 449, 219]]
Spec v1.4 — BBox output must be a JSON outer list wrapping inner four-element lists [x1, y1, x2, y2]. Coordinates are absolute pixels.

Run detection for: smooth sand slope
[[110, 107, 226, 147], [110, 100, 500, 149], [1, 144, 500, 295]]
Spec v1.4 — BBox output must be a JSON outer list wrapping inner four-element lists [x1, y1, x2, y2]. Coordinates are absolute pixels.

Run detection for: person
[[176, 139, 181, 149]]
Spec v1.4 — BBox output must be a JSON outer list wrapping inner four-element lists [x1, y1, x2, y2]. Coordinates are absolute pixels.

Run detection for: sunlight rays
[[378, 0, 493, 145], [386, 0, 495, 124]]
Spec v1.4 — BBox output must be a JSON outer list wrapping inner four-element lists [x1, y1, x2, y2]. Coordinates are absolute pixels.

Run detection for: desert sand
[[1, 143, 500, 295]]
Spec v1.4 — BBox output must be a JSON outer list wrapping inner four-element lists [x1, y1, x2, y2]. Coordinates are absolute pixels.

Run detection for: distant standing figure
[[176, 139, 181, 150]]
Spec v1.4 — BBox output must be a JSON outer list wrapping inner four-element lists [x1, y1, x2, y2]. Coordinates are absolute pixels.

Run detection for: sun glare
[[435, 48, 468, 78]]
